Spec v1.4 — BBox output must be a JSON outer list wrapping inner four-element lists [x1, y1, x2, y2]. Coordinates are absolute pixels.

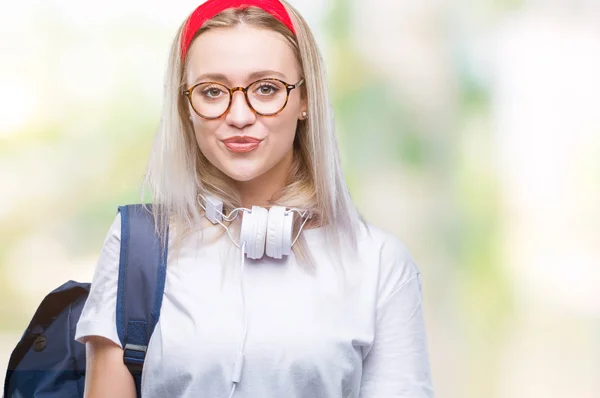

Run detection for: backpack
[[3, 204, 169, 398]]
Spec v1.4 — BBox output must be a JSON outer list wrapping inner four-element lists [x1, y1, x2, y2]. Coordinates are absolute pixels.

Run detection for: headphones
[[199, 194, 310, 260], [198, 193, 312, 397]]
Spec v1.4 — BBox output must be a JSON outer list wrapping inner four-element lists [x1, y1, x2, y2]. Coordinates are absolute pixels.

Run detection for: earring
[[301, 111, 307, 119]]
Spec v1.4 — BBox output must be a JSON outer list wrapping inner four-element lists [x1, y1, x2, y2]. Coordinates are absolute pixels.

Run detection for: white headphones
[[199, 194, 310, 259], [198, 193, 311, 397]]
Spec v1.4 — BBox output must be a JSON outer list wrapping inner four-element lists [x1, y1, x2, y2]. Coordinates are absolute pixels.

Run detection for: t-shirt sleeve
[[359, 235, 435, 397], [74, 212, 123, 348]]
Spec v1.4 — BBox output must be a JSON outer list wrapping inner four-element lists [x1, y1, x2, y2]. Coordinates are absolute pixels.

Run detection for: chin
[[221, 163, 265, 183], [226, 172, 258, 183]]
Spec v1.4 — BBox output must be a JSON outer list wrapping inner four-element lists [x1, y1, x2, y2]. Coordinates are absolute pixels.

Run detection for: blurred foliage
[[324, 1, 513, 396]]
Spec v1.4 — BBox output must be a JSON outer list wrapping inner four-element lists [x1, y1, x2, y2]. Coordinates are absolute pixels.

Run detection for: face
[[185, 25, 307, 183]]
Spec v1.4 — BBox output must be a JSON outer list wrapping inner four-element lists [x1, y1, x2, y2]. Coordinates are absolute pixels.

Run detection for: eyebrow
[[192, 70, 288, 85]]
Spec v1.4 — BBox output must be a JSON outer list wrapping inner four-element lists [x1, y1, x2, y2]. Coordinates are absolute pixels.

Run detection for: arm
[[359, 273, 434, 397], [83, 336, 136, 398]]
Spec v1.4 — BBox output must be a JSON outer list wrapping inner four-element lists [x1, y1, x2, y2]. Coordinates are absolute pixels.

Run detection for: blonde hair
[[141, 1, 363, 265]]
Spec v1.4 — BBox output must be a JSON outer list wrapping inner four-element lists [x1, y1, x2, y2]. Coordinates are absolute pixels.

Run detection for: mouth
[[221, 136, 263, 153]]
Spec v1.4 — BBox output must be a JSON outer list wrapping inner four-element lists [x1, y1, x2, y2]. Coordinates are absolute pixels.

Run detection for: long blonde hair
[[141, 1, 362, 265]]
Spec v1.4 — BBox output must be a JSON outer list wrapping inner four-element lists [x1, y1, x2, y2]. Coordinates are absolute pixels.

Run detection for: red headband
[[181, 0, 296, 60]]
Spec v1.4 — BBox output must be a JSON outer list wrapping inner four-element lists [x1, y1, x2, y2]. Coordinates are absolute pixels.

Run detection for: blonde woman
[[74, 0, 434, 397]]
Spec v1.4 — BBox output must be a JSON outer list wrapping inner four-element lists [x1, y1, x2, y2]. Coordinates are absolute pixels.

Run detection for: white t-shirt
[[75, 213, 434, 397]]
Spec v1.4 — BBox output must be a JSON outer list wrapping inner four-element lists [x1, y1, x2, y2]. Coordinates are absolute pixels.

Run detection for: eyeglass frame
[[182, 78, 305, 120]]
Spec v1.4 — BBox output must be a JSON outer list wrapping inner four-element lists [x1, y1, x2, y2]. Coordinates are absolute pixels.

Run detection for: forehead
[[186, 25, 299, 84]]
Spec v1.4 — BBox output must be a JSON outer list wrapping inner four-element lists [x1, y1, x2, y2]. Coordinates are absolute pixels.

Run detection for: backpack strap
[[116, 204, 168, 397]]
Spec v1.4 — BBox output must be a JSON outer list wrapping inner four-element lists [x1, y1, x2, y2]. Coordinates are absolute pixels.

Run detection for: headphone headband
[[181, 0, 296, 60]]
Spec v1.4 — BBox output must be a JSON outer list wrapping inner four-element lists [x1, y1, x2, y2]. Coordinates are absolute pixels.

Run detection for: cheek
[[265, 115, 298, 149], [269, 101, 301, 141], [192, 123, 219, 158]]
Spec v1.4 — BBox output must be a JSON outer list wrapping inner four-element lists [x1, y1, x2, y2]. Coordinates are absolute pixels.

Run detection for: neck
[[235, 149, 293, 208]]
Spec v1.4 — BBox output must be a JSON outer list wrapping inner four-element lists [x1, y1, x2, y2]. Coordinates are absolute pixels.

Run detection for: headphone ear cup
[[266, 206, 286, 259], [281, 210, 294, 257], [253, 206, 268, 259], [240, 210, 251, 253], [240, 206, 268, 259]]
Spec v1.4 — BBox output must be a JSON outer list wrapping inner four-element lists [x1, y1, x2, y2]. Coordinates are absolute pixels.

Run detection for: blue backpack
[[3, 205, 169, 398]]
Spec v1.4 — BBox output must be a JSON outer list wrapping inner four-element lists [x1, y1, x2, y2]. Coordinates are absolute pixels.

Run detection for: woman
[[75, 0, 434, 397]]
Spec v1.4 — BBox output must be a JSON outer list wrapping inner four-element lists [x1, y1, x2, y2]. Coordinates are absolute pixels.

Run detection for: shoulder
[[354, 221, 417, 270], [96, 212, 122, 255], [74, 212, 123, 347], [355, 222, 421, 308], [106, 211, 122, 239], [86, 212, 122, 281], [94, 212, 122, 273]]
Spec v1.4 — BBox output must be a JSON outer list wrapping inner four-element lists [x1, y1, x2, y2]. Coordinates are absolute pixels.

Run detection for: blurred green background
[[2, 1, 600, 397]]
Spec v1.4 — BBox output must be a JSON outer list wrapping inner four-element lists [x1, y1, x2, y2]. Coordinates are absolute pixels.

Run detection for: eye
[[254, 82, 280, 96], [200, 85, 226, 99]]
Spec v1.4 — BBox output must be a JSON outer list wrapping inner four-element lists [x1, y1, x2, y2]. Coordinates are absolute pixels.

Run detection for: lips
[[222, 136, 263, 153]]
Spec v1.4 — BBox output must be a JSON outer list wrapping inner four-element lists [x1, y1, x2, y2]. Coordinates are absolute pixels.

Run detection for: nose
[[225, 90, 256, 128]]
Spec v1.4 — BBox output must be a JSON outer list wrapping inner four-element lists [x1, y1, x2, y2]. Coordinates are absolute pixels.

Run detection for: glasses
[[182, 78, 304, 120]]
